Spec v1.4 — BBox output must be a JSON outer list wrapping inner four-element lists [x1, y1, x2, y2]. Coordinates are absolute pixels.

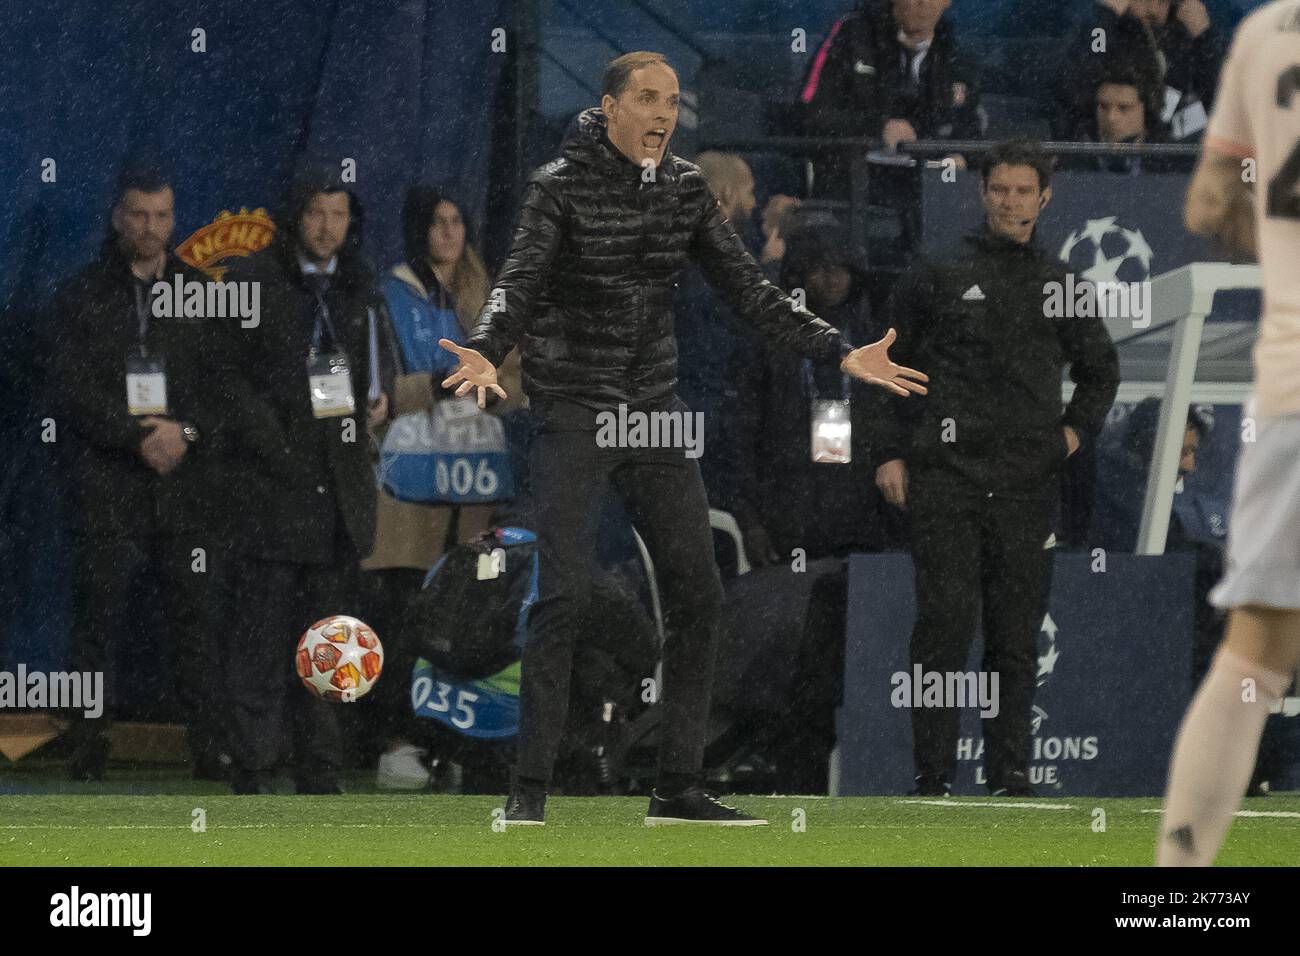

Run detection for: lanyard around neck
[[803, 358, 850, 402], [306, 278, 343, 354]]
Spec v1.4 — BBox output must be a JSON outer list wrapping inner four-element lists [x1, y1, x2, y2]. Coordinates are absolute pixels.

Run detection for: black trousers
[[66, 532, 228, 768], [358, 567, 428, 756], [223, 547, 361, 780], [517, 424, 725, 785], [908, 477, 1055, 786]]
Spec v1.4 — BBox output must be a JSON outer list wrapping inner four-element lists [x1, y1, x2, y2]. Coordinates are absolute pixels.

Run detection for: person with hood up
[[439, 51, 928, 827], [218, 158, 395, 795], [364, 186, 522, 790]]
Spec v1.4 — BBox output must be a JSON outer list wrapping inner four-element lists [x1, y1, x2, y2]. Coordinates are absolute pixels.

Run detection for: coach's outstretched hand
[[439, 339, 509, 409], [840, 328, 928, 398]]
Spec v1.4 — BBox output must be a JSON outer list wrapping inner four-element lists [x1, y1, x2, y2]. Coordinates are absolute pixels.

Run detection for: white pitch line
[[1139, 809, 1300, 819], [896, 799, 1076, 811], [0, 822, 445, 831]]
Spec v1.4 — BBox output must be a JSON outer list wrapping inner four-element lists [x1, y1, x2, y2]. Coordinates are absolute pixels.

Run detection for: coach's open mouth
[[642, 128, 667, 150]]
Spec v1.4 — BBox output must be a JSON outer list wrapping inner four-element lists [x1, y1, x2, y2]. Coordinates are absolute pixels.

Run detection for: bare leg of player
[[1156, 606, 1300, 866]]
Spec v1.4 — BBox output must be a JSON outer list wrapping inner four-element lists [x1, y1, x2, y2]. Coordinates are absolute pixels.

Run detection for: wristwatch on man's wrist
[[182, 423, 201, 445]]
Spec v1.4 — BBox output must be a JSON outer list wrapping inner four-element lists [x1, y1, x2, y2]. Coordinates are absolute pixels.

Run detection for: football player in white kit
[[1158, 0, 1300, 866]]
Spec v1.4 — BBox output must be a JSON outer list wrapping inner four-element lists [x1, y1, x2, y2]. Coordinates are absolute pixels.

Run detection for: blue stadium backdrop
[[0, 0, 511, 693], [0, 0, 1272, 704], [841, 552, 1197, 797]]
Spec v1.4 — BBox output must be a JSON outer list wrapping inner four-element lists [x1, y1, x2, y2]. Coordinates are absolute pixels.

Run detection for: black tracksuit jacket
[[867, 229, 1120, 498]]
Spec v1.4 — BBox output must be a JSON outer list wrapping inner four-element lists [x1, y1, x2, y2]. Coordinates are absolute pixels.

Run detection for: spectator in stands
[[759, 193, 802, 275], [866, 139, 1120, 797], [1128, 0, 1227, 139], [798, 0, 984, 196], [365, 186, 522, 790], [1064, 67, 1192, 173], [695, 152, 759, 246], [1091, 398, 1282, 794], [674, 151, 761, 506], [721, 221, 887, 793], [45, 163, 242, 781], [1092, 398, 1210, 553], [1051, 0, 1165, 141], [727, 220, 884, 565], [219, 159, 395, 795]]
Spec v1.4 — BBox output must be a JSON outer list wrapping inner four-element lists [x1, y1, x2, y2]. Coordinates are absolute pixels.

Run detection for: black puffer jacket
[[467, 108, 853, 412]]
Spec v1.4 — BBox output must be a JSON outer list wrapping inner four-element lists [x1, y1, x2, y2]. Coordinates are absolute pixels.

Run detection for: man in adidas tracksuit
[[867, 139, 1119, 797]]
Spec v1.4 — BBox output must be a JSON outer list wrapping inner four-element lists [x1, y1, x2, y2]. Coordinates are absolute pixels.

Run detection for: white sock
[[1157, 649, 1289, 866]]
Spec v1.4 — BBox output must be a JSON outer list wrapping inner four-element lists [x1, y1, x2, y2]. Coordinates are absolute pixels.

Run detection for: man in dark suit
[[220, 160, 394, 795], [46, 164, 245, 780]]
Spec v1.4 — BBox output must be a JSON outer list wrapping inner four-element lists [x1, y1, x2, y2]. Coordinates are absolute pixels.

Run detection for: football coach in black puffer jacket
[[439, 51, 928, 827]]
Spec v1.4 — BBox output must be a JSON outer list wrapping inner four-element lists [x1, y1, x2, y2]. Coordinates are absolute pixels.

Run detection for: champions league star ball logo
[[1031, 612, 1061, 735], [1059, 216, 1154, 284]]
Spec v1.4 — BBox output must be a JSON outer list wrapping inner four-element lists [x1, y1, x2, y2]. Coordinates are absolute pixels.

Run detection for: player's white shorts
[[1210, 410, 1300, 611]]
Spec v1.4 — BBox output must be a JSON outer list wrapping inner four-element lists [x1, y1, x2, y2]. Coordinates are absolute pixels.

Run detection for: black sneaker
[[989, 772, 1036, 798], [990, 785, 1037, 797], [645, 787, 768, 826], [906, 775, 952, 797], [193, 751, 234, 782], [68, 737, 110, 782], [504, 789, 546, 826], [68, 755, 106, 783], [296, 774, 343, 795], [231, 772, 275, 795]]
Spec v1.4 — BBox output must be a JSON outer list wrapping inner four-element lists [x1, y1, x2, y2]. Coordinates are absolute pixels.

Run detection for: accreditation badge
[[811, 399, 851, 464], [307, 350, 356, 418], [125, 352, 168, 416]]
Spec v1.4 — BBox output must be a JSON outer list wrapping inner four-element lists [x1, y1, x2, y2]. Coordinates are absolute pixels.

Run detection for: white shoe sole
[[503, 819, 545, 827], [644, 817, 769, 827]]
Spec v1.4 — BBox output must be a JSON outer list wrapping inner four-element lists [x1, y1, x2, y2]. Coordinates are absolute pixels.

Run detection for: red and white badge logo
[[952, 82, 967, 107]]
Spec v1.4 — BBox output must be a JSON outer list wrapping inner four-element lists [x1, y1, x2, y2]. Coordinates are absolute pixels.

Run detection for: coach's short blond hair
[[602, 51, 674, 99]]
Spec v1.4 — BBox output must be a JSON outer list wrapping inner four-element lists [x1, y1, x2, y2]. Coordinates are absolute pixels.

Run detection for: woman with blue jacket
[[365, 186, 522, 789]]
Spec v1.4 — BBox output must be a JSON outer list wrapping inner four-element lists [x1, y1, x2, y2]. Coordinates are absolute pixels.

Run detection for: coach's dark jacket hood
[[466, 106, 852, 413]]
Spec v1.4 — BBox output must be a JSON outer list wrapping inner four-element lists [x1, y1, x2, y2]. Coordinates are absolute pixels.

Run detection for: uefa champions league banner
[[378, 396, 514, 504], [410, 659, 520, 740], [838, 552, 1195, 796]]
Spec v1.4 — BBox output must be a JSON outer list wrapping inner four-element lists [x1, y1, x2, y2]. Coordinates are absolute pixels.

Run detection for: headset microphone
[[1019, 196, 1047, 225]]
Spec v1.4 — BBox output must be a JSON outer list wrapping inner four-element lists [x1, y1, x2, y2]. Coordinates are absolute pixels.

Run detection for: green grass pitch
[[3, 778, 1298, 866]]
